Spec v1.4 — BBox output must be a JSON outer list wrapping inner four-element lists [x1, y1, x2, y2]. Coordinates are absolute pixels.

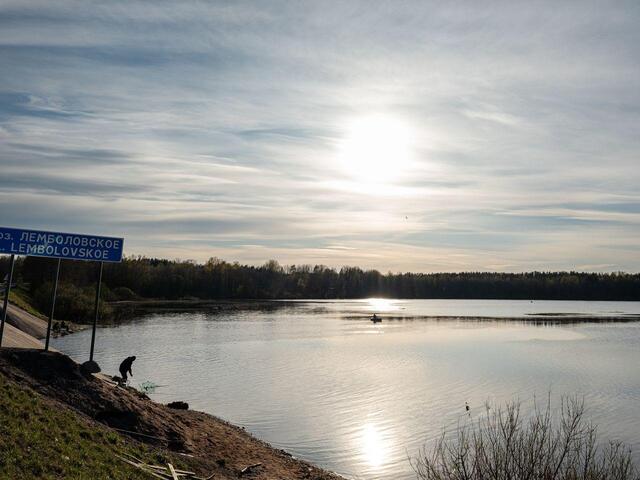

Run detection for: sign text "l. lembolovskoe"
[[0, 227, 124, 262]]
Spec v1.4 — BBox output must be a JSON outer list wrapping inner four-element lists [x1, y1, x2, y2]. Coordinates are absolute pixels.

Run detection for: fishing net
[[138, 381, 159, 394]]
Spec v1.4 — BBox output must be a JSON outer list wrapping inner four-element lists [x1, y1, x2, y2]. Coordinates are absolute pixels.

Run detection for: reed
[[411, 397, 638, 480]]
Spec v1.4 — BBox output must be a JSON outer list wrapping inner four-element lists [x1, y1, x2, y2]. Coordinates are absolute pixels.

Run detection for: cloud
[[0, 172, 148, 196], [0, 92, 89, 120], [0, 1, 639, 271]]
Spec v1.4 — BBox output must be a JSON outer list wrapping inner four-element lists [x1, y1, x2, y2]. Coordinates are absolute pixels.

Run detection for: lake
[[52, 299, 640, 479]]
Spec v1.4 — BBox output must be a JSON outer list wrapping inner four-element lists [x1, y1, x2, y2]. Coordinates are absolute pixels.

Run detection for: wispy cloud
[[0, 1, 639, 271]]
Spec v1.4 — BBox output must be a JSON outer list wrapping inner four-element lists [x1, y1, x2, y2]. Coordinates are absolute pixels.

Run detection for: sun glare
[[337, 115, 414, 185], [361, 423, 389, 468], [367, 298, 397, 312]]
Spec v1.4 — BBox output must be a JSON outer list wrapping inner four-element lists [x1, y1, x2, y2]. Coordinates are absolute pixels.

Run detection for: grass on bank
[[7, 287, 46, 320], [0, 374, 186, 479]]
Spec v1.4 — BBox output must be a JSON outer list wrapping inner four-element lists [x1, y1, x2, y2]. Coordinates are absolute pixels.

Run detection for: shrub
[[111, 286, 138, 301], [411, 397, 638, 480], [33, 282, 113, 324]]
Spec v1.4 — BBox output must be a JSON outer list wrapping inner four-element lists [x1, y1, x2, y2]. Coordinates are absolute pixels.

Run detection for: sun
[[337, 115, 414, 185]]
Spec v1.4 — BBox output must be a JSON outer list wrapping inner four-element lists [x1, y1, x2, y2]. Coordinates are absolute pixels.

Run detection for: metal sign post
[[89, 261, 104, 362], [44, 258, 61, 351], [0, 254, 16, 347]]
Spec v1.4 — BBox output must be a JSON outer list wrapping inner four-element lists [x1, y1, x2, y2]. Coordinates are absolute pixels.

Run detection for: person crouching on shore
[[118, 356, 136, 385]]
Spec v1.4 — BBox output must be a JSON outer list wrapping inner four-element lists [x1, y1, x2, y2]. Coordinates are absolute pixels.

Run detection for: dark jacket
[[119, 356, 136, 376]]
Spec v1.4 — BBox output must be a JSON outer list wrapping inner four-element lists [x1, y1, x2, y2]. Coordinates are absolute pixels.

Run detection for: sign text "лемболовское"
[[0, 227, 124, 263]]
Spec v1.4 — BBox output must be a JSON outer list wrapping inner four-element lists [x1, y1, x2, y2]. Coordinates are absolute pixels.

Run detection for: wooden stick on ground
[[146, 465, 185, 477], [113, 427, 167, 442], [116, 455, 171, 480], [146, 464, 195, 476], [121, 451, 146, 464], [240, 462, 262, 475], [168, 463, 180, 480]]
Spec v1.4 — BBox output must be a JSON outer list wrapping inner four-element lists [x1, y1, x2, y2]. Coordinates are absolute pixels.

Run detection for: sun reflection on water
[[367, 298, 398, 312], [361, 423, 389, 468]]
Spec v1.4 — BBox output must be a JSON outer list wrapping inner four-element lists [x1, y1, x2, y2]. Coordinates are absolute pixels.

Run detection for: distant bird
[[465, 402, 470, 412]]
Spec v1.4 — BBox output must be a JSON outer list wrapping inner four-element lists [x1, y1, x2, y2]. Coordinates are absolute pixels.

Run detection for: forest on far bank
[[1, 255, 639, 320]]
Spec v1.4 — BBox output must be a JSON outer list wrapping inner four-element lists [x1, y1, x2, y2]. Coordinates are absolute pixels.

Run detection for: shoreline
[[107, 298, 298, 321], [0, 301, 345, 479], [0, 346, 345, 479]]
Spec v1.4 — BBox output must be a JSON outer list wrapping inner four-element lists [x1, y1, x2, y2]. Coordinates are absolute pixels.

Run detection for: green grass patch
[[0, 374, 185, 479], [8, 287, 46, 320]]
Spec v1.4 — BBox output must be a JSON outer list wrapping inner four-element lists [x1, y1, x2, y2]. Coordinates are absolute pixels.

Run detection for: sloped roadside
[[0, 301, 48, 348], [7, 304, 47, 339], [0, 323, 43, 349], [5, 303, 48, 339]]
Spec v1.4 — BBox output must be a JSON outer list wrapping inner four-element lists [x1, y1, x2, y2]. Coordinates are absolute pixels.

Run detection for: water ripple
[[52, 300, 640, 480]]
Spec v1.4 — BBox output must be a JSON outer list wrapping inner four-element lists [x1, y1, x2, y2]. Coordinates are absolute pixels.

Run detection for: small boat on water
[[370, 313, 382, 323]]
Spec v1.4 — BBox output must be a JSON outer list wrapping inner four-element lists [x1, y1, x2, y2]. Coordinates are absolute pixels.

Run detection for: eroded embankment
[[0, 348, 344, 480]]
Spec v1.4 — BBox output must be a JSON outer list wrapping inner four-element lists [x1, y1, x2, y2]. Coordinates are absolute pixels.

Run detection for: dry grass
[[411, 397, 638, 480]]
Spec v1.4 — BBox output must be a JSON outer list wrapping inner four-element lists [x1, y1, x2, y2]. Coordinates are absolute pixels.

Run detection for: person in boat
[[119, 356, 136, 384], [371, 313, 380, 322]]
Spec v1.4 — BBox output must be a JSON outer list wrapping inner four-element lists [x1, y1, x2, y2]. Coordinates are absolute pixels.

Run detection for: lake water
[[52, 299, 640, 479]]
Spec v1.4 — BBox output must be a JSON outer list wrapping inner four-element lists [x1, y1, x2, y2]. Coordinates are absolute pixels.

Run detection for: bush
[[111, 286, 138, 301], [411, 397, 638, 480], [33, 282, 113, 324]]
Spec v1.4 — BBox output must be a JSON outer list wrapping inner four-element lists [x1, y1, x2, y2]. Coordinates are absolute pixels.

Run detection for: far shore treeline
[[1, 256, 640, 323]]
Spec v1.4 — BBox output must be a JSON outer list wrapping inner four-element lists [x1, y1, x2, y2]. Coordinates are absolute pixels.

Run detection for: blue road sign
[[0, 226, 124, 262]]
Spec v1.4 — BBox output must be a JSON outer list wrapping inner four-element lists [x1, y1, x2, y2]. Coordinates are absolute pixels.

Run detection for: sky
[[1, 1, 639, 272]]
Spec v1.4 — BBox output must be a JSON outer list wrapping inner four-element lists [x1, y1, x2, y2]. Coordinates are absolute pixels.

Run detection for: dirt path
[[0, 302, 49, 349], [5, 303, 48, 339], [0, 322, 43, 348]]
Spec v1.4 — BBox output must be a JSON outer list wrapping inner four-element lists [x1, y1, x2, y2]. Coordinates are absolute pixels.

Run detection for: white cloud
[[0, 1, 639, 271]]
